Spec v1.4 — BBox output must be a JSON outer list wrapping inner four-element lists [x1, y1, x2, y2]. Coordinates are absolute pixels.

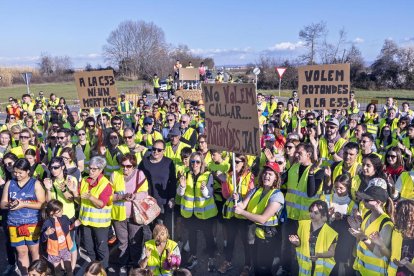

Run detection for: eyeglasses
[[387, 155, 397, 159], [61, 156, 70, 161], [50, 165, 61, 170], [19, 136, 30, 139], [89, 167, 100, 172], [153, 147, 164, 153], [121, 164, 133, 169], [144, 123, 152, 126], [81, 114, 88, 117], [57, 136, 65, 140], [327, 125, 337, 129], [49, 136, 57, 140], [235, 160, 243, 164], [112, 122, 121, 126], [56, 108, 62, 111], [78, 133, 86, 136], [124, 135, 133, 139], [199, 140, 206, 144], [110, 136, 118, 140], [88, 124, 95, 128], [190, 160, 201, 164]]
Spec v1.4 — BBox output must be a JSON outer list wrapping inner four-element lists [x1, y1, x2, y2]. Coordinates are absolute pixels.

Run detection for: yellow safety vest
[[357, 151, 382, 164], [111, 170, 148, 221], [49, 98, 60, 108], [51, 178, 76, 219], [181, 127, 197, 144], [164, 141, 191, 166], [353, 212, 393, 275], [79, 175, 113, 228], [10, 145, 37, 158], [267, 102, 278, 116], [79, 142, 91, 173], [296, 220, 338, 276], [153, 77, 160, 88], [285, 163, 321, 220], [402, 137, 414, 156], [135, 130, 163, 147], [180, 171, 218, 219], [387, 229, 414, 276], [223, 171, 252, 219], [104, 145, 130, 177], [319, 137, 347, 166], [246, 187, 281, 239], [332, 161, 361, 183], [379, 118, 399, 133], [145, 239, 178, 276], [395, 171, 414, 200]]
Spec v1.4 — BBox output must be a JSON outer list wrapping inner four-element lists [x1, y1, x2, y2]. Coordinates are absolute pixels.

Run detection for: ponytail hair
[[385, 197, 395, 222], [42, 199, 63, 220]]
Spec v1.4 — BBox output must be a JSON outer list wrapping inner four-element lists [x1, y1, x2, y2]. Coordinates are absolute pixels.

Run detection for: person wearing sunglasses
[[350, 178, 394, 276], [109, 116, 124, 137], [284, 140, 297, 170], [55, 128, 86, 173], [100, 130, 129, 178], [218, 154, 254, 274], [110, 153, 151, 273], [10, 128, 36, 158], [164, 128, 191, 166], [74, 156, 113, 271], [178, 114, 197, 148], [138, 140, 177, 235], [135, 117, 163, 148], [43, 156, 79, 271], [383, 147, 405, 199], [177, 151, 217, 271], [319, 118, 347, 167], [162, 113, 179, 142], [289, 200, 338, 276], [60, 147, 82, 183], [0, 158, 45, 275]]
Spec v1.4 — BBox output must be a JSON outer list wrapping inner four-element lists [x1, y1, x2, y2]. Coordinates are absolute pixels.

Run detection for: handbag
[[131, 170, 161, 225]]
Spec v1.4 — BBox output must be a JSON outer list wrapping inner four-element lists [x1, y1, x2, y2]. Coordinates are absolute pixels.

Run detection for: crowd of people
[[0, 89, 413, 276]]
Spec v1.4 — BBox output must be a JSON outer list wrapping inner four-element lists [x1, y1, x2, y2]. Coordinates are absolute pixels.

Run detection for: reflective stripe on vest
[[296, 220, 337, 276], [180, 171, 217, 219], [79, 176, 112, 227], [286, 163, 321, 220], [246, 187, 280, 239], [353, 212, 393, 275]]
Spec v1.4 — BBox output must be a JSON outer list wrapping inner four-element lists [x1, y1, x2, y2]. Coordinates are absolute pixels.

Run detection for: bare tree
[[54, 56, 73, 74], [38, 52, 54, 76], [103, 20, 169, 79], [320, 27, 348, 64], [299, 21, 327, 65]]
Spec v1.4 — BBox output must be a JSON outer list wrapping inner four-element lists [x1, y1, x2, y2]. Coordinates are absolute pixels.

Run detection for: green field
[[1, 81, 413, 107]]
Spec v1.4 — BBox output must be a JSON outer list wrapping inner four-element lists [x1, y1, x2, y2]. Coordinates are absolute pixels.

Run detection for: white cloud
[[190, 47, 252, 57], [353, 37, 364, 44], [267, 41, 305, 51]]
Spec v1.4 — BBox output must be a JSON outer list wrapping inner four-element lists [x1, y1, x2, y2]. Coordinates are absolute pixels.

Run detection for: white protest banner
[[202, 83, 260, 156], [74, 70, 118, 109], [179, 68, 199, 81], [298, 63, 350, 110]]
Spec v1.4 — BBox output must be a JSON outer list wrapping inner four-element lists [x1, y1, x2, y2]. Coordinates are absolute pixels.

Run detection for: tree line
[[32, 20, 414, 91]]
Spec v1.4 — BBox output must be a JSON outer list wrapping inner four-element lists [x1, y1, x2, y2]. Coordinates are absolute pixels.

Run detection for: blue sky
[[0, 1, 413, 68]]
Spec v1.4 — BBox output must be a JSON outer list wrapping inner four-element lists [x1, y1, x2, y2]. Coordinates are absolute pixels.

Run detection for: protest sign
[[179, 68, 199, 81], [298, 63, 350, 110], [175, 90, 203, 102], [74, 70, 118, 108], [202, 83, 260, 156]]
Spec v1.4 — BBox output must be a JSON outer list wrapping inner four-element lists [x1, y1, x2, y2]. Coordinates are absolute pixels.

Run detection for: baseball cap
[[263, 162, 280, 174], [288, 133, 300, 141], [357, 178, 388, 203], [326, 118, 339, 127], [143, 117, 153, 125], [35, 109, 43, 115], [169, 127, 181, 137]]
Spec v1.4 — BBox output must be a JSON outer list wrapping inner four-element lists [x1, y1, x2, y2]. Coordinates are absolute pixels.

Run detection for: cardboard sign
[[202, 83, 260, 156], [298, 63, 350, 110], [74, 70, 118, 108], [175, 90, 203, 102], [179, 68, 199, 81]]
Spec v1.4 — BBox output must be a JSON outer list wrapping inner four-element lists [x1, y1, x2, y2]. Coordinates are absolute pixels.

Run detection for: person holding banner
[[233, 161, 284, 275], [218, 154, 255, 274]]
